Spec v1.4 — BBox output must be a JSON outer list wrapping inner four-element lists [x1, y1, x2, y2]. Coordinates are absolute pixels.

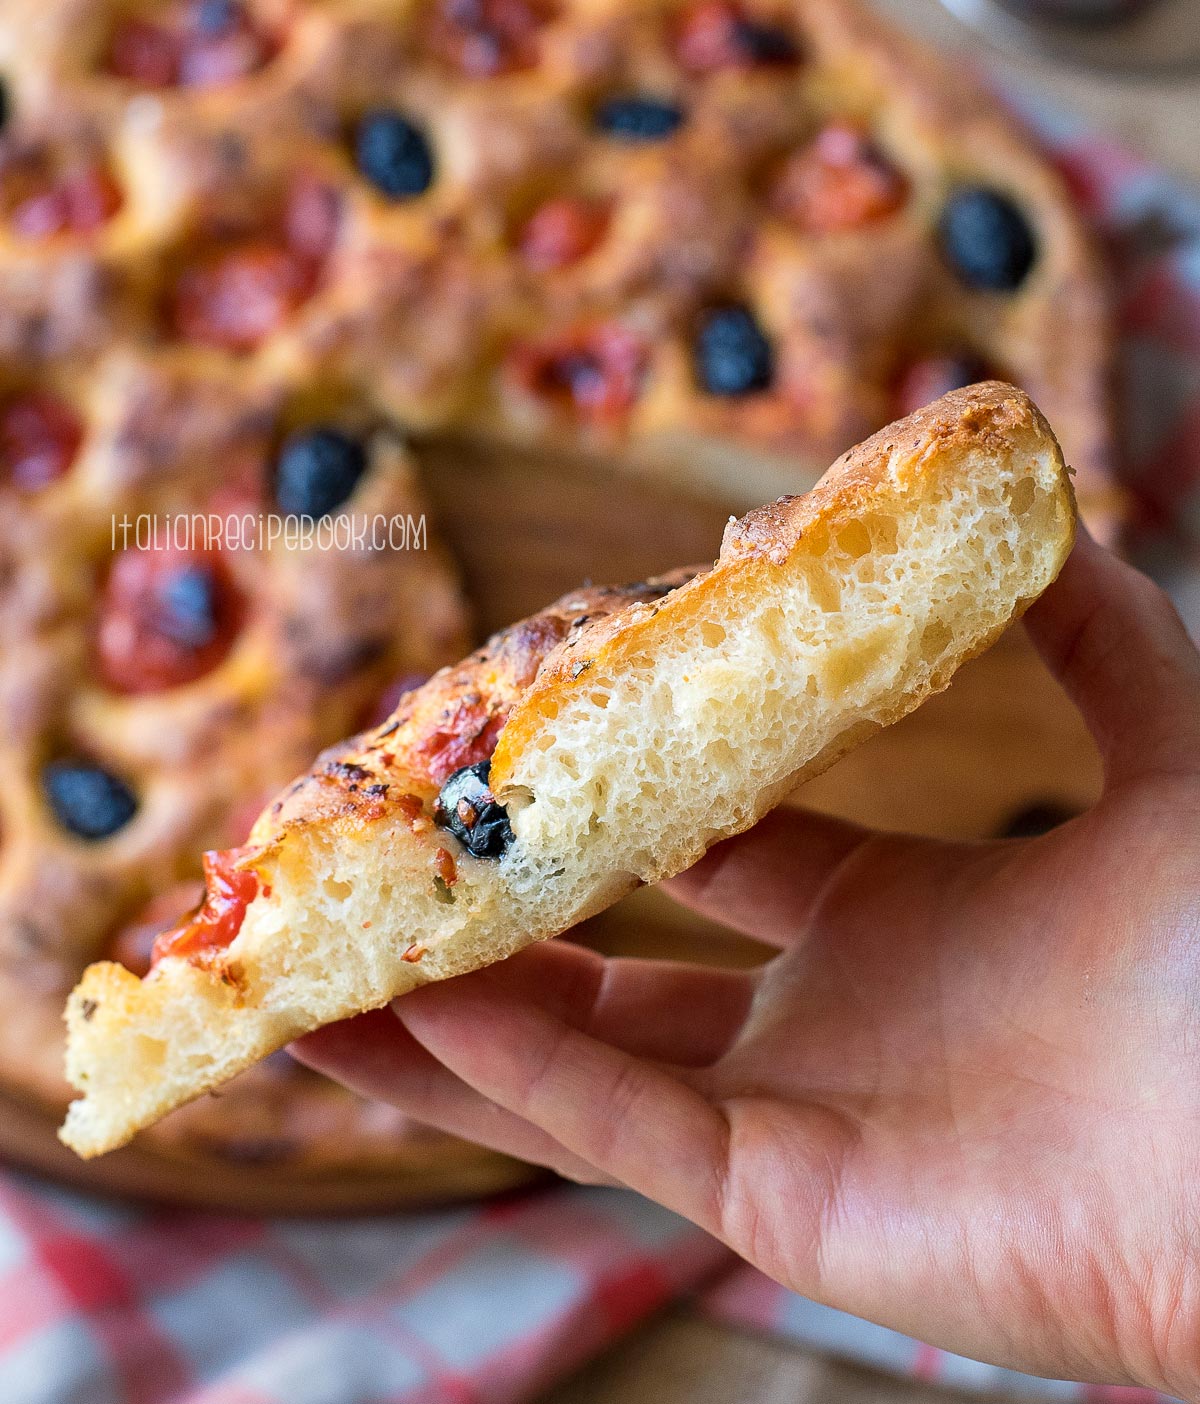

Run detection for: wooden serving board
[[0, 440, 1100, 1212]]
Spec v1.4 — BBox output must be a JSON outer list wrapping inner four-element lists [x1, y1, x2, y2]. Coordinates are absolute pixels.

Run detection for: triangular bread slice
[[61, 384, 1075, 1157]]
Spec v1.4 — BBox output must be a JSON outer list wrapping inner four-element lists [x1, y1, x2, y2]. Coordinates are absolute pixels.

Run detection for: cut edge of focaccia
[[60, 383, 1076, 1158]]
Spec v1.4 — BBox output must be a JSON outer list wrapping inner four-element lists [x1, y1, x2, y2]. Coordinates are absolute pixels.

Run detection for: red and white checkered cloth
[[2, 87, 1197, 1404]]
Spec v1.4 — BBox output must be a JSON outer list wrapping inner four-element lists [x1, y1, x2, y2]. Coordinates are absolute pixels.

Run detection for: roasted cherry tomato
[[106, 2, 274, 90], [0, 390, 83, 491], [2, 157, 122, 241], [508, 324, 648, 423], [171, 240, 316, 351], [170, 175, 335, 351], [771, 123, 907, 235], [109, 881, 205, 977], [412, 693, 510, 787], [891, 351, 992, 419], [97, 543, 244, 694], [428, 0, 552, 77], [518, 197, 609, 272], [674, 1, 799, 73], [150, 846, 260, 967], [283, 172, 341, 263]]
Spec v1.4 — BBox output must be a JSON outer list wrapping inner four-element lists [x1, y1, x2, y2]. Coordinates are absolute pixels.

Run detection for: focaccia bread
[[61, 383, 1076, 1157], [0, 0, 1112, 1187]]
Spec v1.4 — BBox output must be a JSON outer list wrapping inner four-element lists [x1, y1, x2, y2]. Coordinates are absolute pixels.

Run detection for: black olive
[[274, 426, 367, 521], [731, 18, 798, 64], [434, 761, 514, 859], [997, 802, 1079, 838], [193, 0, 242, 34], [938, 186, 1037, 292], [157, 564, 220, 649], [594, 97, 685, 142], [354, 109, 435, 200], [693, 304, 774, 396], [43, 761, 138, 840]]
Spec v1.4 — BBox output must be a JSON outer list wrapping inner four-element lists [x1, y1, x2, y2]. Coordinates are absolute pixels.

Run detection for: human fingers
[[291, 1008, 617, 1184], [661, 805, 870, 947], [395, 965, 730, 1227], [1023, 527, 1200, 788]]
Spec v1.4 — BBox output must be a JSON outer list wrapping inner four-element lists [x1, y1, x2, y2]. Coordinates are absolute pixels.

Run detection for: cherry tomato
[[891, 352, 992, 419], [674, 1, 799, 74], [2, 155, 122, 240], [772, 123, 907, 235], [96, 543, 244, 694], [150, 847, 259, 967], [518, 197, 609, 272], [0, 390, 83, 491], [171, 241, 315, 351], [509, 323, 648, 424], [428, 0, 551, 76], [106, 3, 272, 89]]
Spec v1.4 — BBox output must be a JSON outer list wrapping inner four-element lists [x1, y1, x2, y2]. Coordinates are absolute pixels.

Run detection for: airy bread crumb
[[61, 383, 1075, 1158]]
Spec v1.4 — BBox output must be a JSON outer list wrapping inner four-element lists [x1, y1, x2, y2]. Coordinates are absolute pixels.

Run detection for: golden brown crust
[[493, 380, 1064, 772], [0, 349, 472, 1172], [58, 381, 1076, 1156], [0, 0, 1112, 1178]]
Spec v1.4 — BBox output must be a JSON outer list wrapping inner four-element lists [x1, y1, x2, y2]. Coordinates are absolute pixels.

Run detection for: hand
[[295, 530, 1200, 1396]]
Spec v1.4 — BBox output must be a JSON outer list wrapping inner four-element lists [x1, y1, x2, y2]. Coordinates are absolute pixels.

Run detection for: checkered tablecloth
[[2, 89, 1197, 1404]]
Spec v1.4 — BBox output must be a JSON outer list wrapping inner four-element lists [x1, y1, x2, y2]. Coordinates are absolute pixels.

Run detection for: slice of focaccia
[[61, 383, 1075, 1157]]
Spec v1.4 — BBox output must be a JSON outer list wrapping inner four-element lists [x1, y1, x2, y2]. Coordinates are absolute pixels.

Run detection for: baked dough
[[0, 0, 1111, 1180], [61, 383, 1076, 1157]]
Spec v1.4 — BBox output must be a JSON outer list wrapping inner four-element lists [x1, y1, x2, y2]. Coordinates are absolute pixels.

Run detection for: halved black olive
[[434, 760, 514, 858], [693, 303, 774, 396], [355, 109, 435, 200], [594, 96, 685, 142], [274, 426, 367, 521], [43, 761, 138, 840], [730, 18, 798, 64], [156, 563, 221, 649], [938, 186, 1037, 293]]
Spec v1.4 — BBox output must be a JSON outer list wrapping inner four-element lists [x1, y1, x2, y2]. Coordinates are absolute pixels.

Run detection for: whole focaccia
[[62, 384, 1076, 1157], [0, 0, 1111, 1183]]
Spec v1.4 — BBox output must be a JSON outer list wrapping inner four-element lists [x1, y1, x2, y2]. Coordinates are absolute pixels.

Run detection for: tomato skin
[[106, 4, 273, 89], [149, 848, 260, 968], [771, 123, 907, 235], [171, 241, 316, 352], [429, 0, 550, 77], [518, 197, 609, 272], [0, 391, 83, 491], [3, 159, 122, 241], [508, 324, 649, 424], [283, 174, 341, 264], [107, 18, 179, 87], [891, 353, 991, 419], [674, 1, 799, 73], [61, 164, 125, 233], [412, 696, 509, 786], [110, 881, 205, 977], [96, 544, 244, 695], [169, 176, 336, 351]]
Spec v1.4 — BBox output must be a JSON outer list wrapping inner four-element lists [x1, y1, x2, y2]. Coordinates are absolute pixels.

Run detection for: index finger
[[1022, 528, 1200, 789]]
